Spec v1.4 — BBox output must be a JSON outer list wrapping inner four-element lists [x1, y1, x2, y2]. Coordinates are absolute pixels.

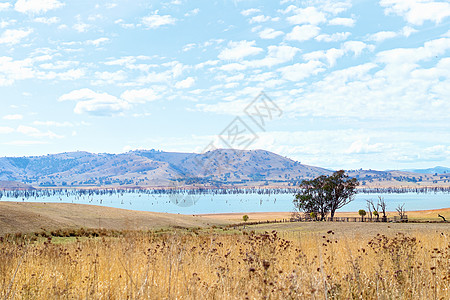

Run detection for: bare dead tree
[[438, 214, 447, 222], [377, 196, 387, 222], [366, 199, 373, 221], [396, 203, 406, 220], [369, 200, 379, 221]]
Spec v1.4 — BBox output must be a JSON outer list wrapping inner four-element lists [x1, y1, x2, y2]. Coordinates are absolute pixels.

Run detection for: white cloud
[[315, 32, 351, 42], [303, 48, 345, 67], [368, 31, 398, 42], [0, 20, 16, 29], [115, 19, 135, 29], [219, 62, 246, 72], [195, 60, 218, 69], [142, 13, 176, 29], [304, 41, 376, 67], [345, 138, 384, 154], [368, 27, 418, 42], [17, 125, 42, 135], [278, 60, 326, 81], [218, 40, 263, 61], [59, 88, 131, 116], [0, 56, 34, 86], [380, 0, 450, 25], [258, 28, 284, 39], [182, 43, 196, 52], [121, 88, 160, 103], [246, 45, 300, 68], [73, 22, 90, 33], [342, 41, 375, 56], [286, 6, 327, 25], [91, 70, 126, 85], [3, 114, 23, 120], [278, 48, 450, 123], [33, 16, 59, 24], [216, 73, 245, 83], [376, 37, 450, 65], [321, 0, 352, 15], [285, 25, 320, 42], [402, 26, 417, 37], [33, 121, 74, 127], [328, 17, 355, 27], [15, 0, 64, 15], [217, 45, 300, 71], [241, 8, 261, 16], [0, 2, 11, 11], [0, 126, 14, 134], [17, 125, 62, 139], [249, 15, 278, 23], [86, 37, 110, 47], [0, 29, 32, 45], [38, 68, 85, 81], [184, 8, 199, 17], [175, 77, 195, 89]]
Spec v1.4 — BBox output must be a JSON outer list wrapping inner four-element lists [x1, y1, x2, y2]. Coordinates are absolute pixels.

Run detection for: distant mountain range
[[402, 166, 450, 174], [0, 149, 449, 189]]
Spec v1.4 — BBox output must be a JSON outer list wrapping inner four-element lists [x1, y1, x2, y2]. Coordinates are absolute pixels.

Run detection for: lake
[[1, 190, 449, 214]]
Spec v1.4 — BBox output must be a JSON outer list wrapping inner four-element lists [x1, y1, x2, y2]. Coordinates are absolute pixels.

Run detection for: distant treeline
[[358, 187, 450, 194], [1, 186, 450, 200], [0, 187, 300, 200]]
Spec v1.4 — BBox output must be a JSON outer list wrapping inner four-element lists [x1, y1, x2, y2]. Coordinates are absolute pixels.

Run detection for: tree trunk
[[330, 211, 335, 221]]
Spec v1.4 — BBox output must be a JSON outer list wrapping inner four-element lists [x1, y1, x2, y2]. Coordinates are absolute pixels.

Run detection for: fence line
[[229, 215, 409, 228]]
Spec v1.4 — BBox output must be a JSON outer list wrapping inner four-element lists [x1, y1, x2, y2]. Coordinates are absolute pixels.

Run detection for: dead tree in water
[[438, 214, 447, 222]]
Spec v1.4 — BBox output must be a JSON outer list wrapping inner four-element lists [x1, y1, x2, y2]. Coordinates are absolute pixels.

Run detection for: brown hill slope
[[0, 181, 34, 190], [0, 202, 230, 235], [0, 149, 331, 188], [1, 149, 450, 188]]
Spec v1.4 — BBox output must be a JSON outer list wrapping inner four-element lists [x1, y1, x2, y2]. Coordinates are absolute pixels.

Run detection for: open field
[[0, 224, 449, 299], [0, 202, 231, 235], [0, 203, 449, 299], [198, 207, 450, 223], [0, 202, 447, 236], [247, 221, 450, 237]]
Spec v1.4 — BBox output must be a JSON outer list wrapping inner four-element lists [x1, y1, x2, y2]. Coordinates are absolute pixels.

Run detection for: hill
[[0, 202, 230, 235], [0, 181, 34, 190], [403, 166, 450, 174], [0, 149, 331, 188], [1, 149, 450, 188]]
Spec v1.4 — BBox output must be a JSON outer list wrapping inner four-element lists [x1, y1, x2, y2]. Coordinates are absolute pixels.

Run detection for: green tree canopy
[[294, 170, 359, 221]]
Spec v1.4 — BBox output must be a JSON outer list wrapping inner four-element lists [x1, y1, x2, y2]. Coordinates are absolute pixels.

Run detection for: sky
[[0, 0, 449, 170]]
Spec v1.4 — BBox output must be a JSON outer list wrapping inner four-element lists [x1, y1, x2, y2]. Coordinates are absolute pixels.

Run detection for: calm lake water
[[1, 191, 449, 214]]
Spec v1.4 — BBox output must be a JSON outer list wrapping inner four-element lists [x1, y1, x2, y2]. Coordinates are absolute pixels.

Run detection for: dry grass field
[[0, 223, 449, 299], [0, 202, 230, 235], [0, 203, 449, 299], [199, 207, 450, 223]]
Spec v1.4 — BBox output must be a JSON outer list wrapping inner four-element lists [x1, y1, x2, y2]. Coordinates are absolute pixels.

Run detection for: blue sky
[[0, 0, 449, 170]]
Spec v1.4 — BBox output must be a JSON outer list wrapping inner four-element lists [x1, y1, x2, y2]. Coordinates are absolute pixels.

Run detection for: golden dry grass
[[0, 202, 230, 235], [200, 208, 450, 223], [1, 225, 449, 299]]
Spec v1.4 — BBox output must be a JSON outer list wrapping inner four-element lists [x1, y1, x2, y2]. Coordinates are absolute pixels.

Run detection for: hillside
[[0, 149, 331, 188], [1, 149, 450, 189], [403, 166, 450, 174], [0, 202, 230, 235], [0, 181, 34, 190]]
